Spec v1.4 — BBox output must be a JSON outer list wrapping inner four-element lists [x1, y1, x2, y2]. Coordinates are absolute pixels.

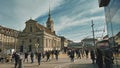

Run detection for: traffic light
[[20, 45, 23, 52]]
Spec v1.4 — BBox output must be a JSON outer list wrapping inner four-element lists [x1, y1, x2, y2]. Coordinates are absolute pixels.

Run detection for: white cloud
[[55, 15, 105, 32], [0, 0, 63, 30]]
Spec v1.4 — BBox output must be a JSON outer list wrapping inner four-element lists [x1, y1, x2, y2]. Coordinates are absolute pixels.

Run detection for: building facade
[[0, 25, 19, 54], [98, 0, 120, 46], [60, 36, 69, 50], [18, 13, 61, 52], [82, 38, 97, 49]]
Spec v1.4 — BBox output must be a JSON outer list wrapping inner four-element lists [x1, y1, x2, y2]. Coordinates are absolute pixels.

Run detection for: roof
[[97, 39, 109, 43], [82, 38, 97, 41], [25, 19, 55, 35], [36, 23, 55, 35], [0, 25, 20, 37], [116, 32, 120, 36]]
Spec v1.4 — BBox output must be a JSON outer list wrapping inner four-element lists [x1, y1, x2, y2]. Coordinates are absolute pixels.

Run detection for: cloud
[[36, 0, 106, 42], [55, 15, 105, 32], [0, 0, 107, 42], [0, 0, 63, 30]]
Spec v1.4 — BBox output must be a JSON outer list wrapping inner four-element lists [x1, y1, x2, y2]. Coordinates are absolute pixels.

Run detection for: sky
[[0, 0, 107, 42]]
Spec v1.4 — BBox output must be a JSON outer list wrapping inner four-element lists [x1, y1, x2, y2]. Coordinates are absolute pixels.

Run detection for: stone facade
[[81, 38, 97, 49], [18, 14, 61, 52], [60, 36, 73, 50], [0, 25, 19, 53]]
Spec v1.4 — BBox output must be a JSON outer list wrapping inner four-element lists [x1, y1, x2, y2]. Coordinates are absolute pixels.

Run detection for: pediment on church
[[21, 19, 55, 35]]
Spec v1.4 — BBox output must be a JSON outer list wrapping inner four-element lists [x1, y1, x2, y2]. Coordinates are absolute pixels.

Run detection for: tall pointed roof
[[46, 5, 54, 24]]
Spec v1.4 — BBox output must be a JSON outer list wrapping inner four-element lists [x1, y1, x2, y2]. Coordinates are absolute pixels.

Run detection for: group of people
[[11, 50, 60, 68], [0, 45, 115, 68], [65, 47, 114, 68], [67, 49, 82, 62]]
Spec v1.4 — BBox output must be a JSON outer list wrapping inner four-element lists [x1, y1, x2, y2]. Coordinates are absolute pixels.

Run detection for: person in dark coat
[[104, 48, 114, 68], [13, 52, 20, 68], [70, 50, 75, 62], [90, 50, 95, 64], [77, 50, 81, 59], [24, 52, 28, 62], [46, 51, 50, 62], [37, 51, 42, 65], [54, 50, 59, 60], [85, 49, 89, 58], [30, 52, 34, 63], [96, 48, 103, 68]]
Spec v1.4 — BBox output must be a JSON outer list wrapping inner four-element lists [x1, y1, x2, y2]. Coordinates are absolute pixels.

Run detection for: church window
[[30, 26, 32, 32]]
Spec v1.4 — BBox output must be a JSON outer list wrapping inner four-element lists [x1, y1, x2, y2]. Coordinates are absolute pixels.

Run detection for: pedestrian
[[23, 52, 28, 62], [18, 53, 24, 68], [51, 50, 54, 59], [96, 48, 103, 68], [75, 49, 78, 58], [30, 52, 34, 63], [46, 51, 50, 62], [14, 52, 20, 68], [85, 49, 89, 58], [104, 48, 114, 68], [12, 52, 16, 63], [77, 49, 81, 59], [54, 50, 59, 60], [90, 50, 95, 64], [37, 51, 42, 65], [70, 50, 75, 62]]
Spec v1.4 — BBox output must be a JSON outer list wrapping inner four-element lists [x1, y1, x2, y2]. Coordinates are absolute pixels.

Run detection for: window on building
[[29, 39, 32, 43], [30, 26, 32, 32], [37, 38, 39, 42]]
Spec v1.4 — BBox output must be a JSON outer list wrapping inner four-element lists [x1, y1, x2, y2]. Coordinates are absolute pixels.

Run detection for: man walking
[[90, 50, 95, 64], [13, 52, 20, 68], [37, 51, 42, 65], [54, 50, 59, 60], [30, 52, 34, 63]]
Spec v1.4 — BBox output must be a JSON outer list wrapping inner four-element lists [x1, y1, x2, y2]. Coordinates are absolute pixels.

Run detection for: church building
[[18, 11, 61, 52]]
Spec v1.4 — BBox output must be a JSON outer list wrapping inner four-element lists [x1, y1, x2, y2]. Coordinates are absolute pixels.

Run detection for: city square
[[0, 0, 120, 68]]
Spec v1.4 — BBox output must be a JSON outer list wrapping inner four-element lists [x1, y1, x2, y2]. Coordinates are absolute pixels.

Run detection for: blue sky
[[0, 0, 107, 42]]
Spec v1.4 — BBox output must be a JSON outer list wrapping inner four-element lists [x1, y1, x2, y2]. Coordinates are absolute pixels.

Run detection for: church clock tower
[[46, 9, 54, 33]]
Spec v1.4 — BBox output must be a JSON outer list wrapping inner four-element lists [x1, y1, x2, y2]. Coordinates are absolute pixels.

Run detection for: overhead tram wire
[[100, 19, 107, 38], [91, 19, 106, 39]]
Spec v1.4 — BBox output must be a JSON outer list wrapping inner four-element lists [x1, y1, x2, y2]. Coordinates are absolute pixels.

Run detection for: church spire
[[46, 0, 54, 33], [48, 0, 52, 18], [49, 5, 51, 17]]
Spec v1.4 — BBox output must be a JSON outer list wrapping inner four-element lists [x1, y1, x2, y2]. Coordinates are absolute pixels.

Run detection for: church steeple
[[49, 7, 51, 17], [46, 4, 54, 33]]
